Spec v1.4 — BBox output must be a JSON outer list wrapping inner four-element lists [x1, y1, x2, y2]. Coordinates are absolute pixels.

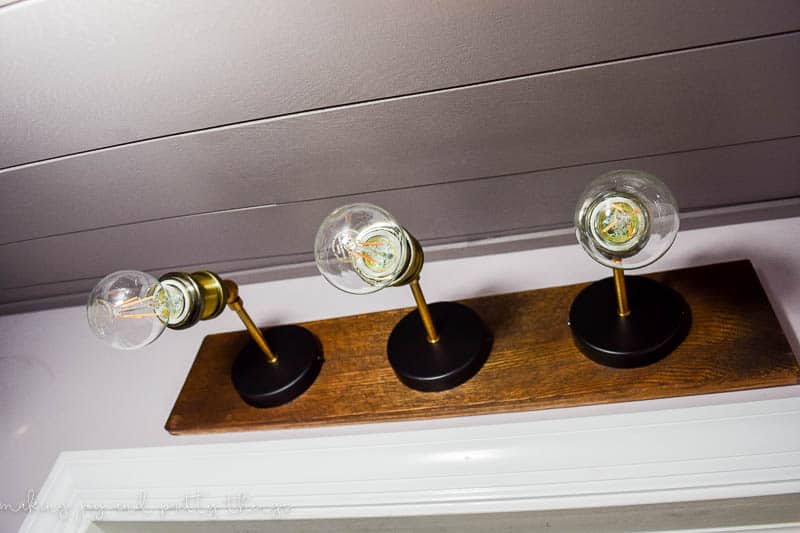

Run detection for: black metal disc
[[387, 302, 493, 392], [231, 324, 323, 408], [569, 275, 691, 368]]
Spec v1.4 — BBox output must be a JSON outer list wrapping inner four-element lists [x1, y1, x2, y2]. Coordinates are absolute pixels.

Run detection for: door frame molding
[[20, 396, 800, 532]]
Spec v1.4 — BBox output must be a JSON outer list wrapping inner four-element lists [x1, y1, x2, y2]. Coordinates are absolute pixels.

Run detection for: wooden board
[[4, 3, 800, 314], [3, 34, 799, 312], [166, 260, 800, 434], [3, 32, 799, 312], [3, 136, 800, 296], [4, 0, 800, 168], [4, 35, 799, 247]]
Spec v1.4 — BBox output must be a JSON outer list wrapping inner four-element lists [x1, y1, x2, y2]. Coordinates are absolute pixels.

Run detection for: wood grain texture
[[166, 260, 800, 435], [3, 0, 799, 168], [2, 35, 799, 246]]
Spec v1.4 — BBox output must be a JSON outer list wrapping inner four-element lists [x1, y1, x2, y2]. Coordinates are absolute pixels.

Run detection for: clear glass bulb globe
[[86, 270, 176, 349], [575, 169, 679, 270], [314, 203, 411, 294]]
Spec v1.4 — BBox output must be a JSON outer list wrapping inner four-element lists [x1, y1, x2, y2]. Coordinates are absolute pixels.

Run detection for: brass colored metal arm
[[409, 278, 440, 344], [223, 280, 278, 364], [613, 268, 631, 318], [390, 231, 439, 343]]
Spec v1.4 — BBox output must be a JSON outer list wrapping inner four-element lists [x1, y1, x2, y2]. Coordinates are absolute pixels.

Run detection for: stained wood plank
[[1, 137, 799, 300], [3, 0, 799, 168], [2, 35, 799, 245], [165, 260, 800, 434]]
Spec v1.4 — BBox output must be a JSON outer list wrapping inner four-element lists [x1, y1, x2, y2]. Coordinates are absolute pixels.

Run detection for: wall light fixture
[[314, 203, 492, 391], [570, 170, 690, 367], [87, 270, 322, 407]]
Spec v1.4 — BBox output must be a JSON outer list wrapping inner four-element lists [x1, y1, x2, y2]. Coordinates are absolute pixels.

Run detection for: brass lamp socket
[[159, 271, 228, 330], [392, 231, 425, 287]]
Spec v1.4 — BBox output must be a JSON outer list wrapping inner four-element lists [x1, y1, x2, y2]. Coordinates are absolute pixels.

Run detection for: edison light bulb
[[575, 170, 679, 270], [86, 270, 176, 349], [315, 203, 411, 294]]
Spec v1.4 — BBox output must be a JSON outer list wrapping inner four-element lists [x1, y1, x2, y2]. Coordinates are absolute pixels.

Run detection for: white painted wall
[[2, 217, 800, 532]]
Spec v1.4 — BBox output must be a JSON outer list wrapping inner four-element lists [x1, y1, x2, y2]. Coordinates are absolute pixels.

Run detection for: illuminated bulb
[[315, 203, 411, 294], [86, 270, 177, 349]]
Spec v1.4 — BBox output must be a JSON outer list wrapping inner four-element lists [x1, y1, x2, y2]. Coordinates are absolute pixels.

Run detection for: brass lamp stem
[[409, 278, 440, 343], [613, 268, 631, 318], [223, 280, 278, 364]]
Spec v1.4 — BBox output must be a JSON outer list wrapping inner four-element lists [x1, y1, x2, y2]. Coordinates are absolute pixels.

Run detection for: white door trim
[[20, 396, 800, 532]]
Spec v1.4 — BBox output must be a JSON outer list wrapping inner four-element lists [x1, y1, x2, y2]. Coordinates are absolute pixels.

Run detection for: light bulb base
[[569, 275, 691, 368], [159, 273, 203, 329], [190, 271, 227, 321], [231, 325, 323, 408], [159, 271, 228, 330], [392, 233, 424, 287], [387, 302, 492, 392]]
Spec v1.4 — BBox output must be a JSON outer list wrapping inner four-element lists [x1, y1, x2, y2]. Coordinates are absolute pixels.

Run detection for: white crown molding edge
[[20, 396, 800, 533]]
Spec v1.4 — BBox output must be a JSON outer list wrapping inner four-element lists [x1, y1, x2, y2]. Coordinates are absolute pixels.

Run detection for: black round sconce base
[[569, 276, 691, 368], [231, 325, 323, 408], [387, 302, 493, 392]]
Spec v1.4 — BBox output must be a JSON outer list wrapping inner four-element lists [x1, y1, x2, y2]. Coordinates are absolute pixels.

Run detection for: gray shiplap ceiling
[[1, 0, 799, 313]]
